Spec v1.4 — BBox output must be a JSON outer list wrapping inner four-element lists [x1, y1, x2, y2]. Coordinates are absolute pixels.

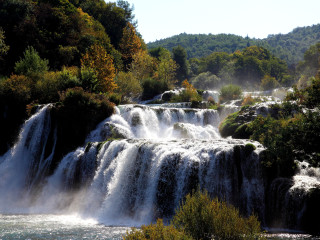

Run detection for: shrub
[[80, 67, 99, 92], [14, 46, 49, 78], [0, 74, 33, 103], [219, 84, 242, 103], [260, 75, 280, 91], [171, 80, 202, 103], [190, 71, 221, 89], [115, 71, 142, 101], [242, 94, 261, 106], [58, 67, 81, 90], [34, 71, 61, 103], [141, 78, 169, 100], [124, 219, 192, 240], [54, 87, 115, 160], [172, 189, 264, 240]]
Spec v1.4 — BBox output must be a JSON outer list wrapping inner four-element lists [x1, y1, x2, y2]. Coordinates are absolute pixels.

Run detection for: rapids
[[0, 95, 319, 235]]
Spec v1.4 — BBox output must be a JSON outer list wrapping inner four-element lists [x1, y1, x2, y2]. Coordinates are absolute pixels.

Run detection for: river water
[[0, 214, 319, 240]]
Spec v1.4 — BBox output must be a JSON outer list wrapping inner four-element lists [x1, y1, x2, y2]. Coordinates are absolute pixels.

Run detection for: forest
[[1, 0, 320, 163], [147, 24, 320, 66]]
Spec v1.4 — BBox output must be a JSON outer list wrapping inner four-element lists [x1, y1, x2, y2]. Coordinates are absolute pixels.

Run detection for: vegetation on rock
[[124, 189, 264, 240]]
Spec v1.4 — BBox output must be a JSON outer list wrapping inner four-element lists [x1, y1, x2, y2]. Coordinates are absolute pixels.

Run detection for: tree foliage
[[81, 44, 117, 93], [172, 189, 263, 240], [148, 24, 320, 65], [14, 46, 49, 78], [172, 45, 189, 82], [119, 22, 142, 69]]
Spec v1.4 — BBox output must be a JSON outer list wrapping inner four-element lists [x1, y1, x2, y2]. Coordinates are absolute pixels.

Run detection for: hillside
[[147, 24, 320, 65]]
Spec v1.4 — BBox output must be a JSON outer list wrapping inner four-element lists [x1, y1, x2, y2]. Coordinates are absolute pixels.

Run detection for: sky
[[125, 0, 320, 43]]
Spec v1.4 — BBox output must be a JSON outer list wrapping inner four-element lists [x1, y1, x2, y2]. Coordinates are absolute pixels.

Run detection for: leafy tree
[[119, 22, 142, 69], [14, 46, 49, 78], [155, 53, 177, 88], [260, 75, 280, 90], [73, 0, 136, 49], [190, 71, 221, 90], [130, 49, 155, 81], [297, 42, 320, 78], [172, 45, 189, 82], [147, 24, 320, 65], [81, 44, 117, 93], [149, 46, 170, 60], [199, 52, 230, 75], [115, 71, 142, 101]]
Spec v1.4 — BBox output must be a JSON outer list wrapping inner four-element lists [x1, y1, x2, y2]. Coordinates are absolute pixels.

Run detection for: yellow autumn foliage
[[81, 44, 117, 93]]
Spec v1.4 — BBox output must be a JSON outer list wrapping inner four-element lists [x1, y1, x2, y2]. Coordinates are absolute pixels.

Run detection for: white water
[[0, 100, 319, 238], [0, 104, 56, 212]]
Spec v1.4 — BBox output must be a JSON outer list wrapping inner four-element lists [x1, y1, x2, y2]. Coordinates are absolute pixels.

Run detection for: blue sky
[[125, 0, 320, 43]]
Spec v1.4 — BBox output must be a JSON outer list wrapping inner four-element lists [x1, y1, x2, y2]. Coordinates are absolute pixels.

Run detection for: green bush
[[14, 46, 49, 78], [141, 78, 169, 100], [58, 67, 81, 90], [123, 190, 264, 240], [219, 84, 242, 103], [172, 189, 264, 240], [53, 87, 115, 161], [80, 67, 98, 92], [124, 219, 192, 240], [248, 111, 320, 173], [260, 75, 280, 91]]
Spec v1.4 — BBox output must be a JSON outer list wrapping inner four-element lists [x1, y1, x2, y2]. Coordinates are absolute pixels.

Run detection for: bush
[[260, 75, 280, 91], [190, 71, 221, 89], [14, 46, 49, 78], [242, 94, 261, 106], [80, 67, 99, 92], [219, 84, 242, 103], [172, 189, 264, 240], [171, 80, 202, 103], [141, 78, 169, 100], [53, 87, 115, 161], [124, 219, 192, 240], [115, 71, 142, 101], [58, 67, 81, 90]]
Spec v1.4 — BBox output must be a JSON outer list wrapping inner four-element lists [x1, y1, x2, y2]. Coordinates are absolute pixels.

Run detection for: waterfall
[[0, 102, 318, 231], [0, 104, 56, 212]]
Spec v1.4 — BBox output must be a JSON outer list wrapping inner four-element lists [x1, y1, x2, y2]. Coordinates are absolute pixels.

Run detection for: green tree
[[260, 75, 280, 90], [199, 52, 231, 75], [172, 45, 189, 82], [14, 46, 49, 78], [115, 71, 142, 101]]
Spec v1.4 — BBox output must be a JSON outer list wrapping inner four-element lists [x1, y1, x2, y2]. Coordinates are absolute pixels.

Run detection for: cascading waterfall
[[0, 102, 319, 231], [0, 104, 56, 212]]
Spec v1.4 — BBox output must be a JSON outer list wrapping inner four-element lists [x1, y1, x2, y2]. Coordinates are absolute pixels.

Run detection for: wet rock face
[[219, 102, 284, 139]]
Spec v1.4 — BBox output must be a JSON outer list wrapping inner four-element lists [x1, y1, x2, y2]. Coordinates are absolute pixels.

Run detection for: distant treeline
[[147, 24, 320, 66]]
